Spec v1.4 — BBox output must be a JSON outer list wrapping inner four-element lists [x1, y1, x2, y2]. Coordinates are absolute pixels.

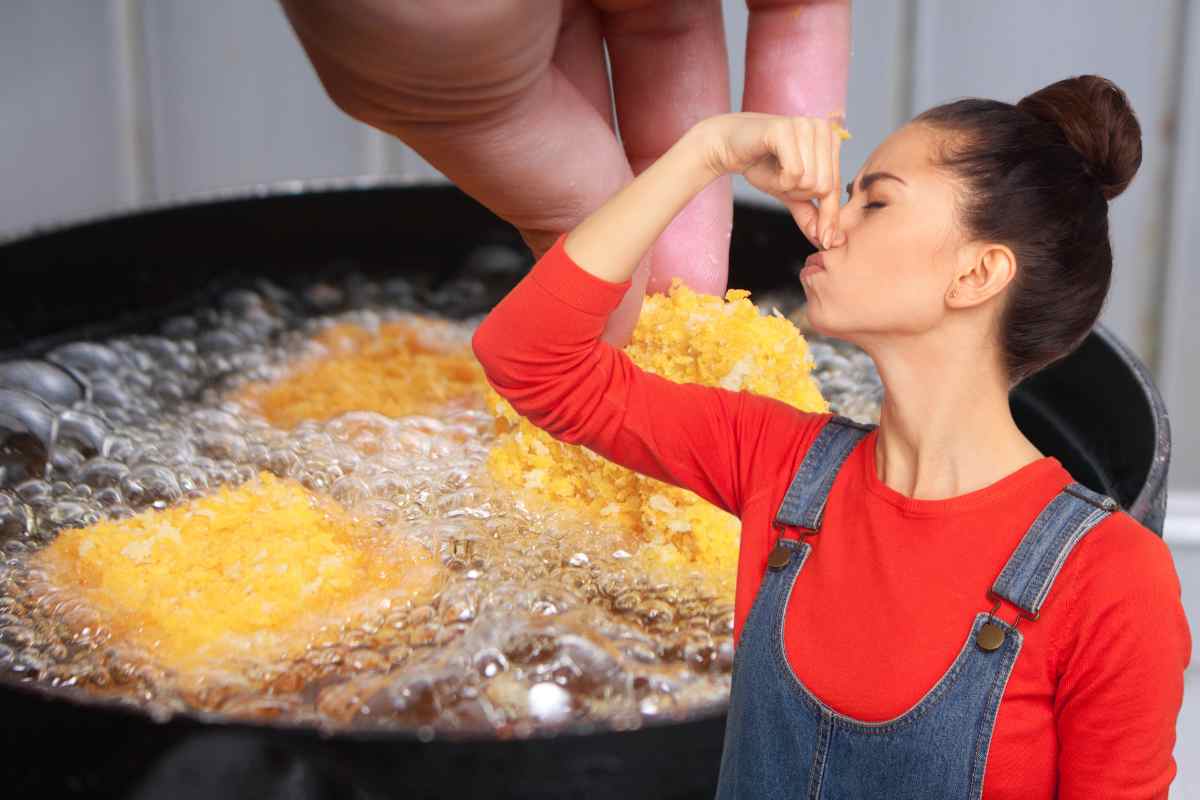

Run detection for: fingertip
[[830, 210, 842, 243], [817, 203, 836, 247]]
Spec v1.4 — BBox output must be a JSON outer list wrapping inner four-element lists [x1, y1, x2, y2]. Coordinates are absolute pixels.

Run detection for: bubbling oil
[[0, 267, 881, 735]]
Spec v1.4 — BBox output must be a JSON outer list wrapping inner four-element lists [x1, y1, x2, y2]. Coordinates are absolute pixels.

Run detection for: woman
[[471, 75, 1191, 798]]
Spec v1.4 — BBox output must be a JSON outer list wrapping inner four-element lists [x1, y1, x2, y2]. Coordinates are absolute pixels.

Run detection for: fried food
[[237, 320, 488, 427], [36, 472, 441, 675], [230, 283, 827, 588]]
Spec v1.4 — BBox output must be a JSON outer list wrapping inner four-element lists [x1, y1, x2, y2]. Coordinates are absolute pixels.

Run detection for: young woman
[[471, 75, 1192, 798]]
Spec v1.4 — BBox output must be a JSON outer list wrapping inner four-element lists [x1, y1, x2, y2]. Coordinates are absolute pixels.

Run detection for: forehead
[[858, 123, 938, 180]]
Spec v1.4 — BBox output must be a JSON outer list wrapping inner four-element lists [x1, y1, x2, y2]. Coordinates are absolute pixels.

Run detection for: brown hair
[[914, 75, 1143, 387]]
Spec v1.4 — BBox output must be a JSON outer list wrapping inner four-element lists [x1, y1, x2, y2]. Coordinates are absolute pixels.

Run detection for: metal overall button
[[978, 596, 1008, 651], [976, 621, 1006, 652], [767, 543, 791, 570]]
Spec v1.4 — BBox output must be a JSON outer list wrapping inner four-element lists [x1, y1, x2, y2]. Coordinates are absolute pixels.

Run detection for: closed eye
[[843, 186, 886, 211]]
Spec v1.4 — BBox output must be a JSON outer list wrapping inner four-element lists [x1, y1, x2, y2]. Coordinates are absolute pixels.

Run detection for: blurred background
[[1, 0, 1197, 788]]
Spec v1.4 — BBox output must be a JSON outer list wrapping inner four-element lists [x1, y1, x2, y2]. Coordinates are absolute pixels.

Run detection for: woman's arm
[[565, 113, 847, 284], [472, 113, 845, 516], [473, 234, 819, 518]]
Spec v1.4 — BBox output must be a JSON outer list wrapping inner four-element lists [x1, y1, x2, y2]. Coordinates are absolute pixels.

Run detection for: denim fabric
[[715, 416, 1117, 799], [774, 415, 875, 532]]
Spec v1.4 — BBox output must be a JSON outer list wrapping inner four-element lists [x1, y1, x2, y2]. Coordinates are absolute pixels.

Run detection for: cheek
[[878, 260, 945, 323], [843, 219, 948, 328]]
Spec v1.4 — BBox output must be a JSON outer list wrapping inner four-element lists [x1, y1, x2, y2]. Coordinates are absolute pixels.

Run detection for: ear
[[948, 242, 1016, 306]]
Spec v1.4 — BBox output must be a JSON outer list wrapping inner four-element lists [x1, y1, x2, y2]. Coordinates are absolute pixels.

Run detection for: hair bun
[[1016, 75, 1142, 201]]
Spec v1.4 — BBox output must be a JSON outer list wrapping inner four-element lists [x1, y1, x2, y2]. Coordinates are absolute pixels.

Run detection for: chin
[[804, 305, 856, 347], [803, 301, 830, 338]]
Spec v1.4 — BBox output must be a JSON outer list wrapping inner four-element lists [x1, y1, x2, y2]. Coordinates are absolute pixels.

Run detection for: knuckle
[[322, 85, 372, 123]]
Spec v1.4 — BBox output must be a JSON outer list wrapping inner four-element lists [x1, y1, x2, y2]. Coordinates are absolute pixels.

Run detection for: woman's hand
[[699, 112, 848, 250], [557, 111, 847, 291]]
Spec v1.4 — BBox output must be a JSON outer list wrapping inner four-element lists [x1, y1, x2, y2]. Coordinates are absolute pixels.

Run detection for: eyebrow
[[845, 171, 907, 199]]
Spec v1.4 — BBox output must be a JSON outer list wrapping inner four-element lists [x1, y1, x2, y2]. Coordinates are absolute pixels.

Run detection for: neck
[[862, 330, 1044, 501]]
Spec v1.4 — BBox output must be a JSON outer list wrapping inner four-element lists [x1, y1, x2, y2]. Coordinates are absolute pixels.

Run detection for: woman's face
[[801, 123, 975, 346]]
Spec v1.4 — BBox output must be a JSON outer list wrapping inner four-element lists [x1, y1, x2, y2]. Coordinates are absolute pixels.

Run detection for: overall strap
[[989, 481, 1119, 619], [774, 415, 876, 531]]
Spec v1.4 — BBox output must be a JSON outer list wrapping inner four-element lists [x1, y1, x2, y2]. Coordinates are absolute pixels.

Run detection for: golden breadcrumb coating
[[36, 472, 441, 674], [237, 320, 488, 428]]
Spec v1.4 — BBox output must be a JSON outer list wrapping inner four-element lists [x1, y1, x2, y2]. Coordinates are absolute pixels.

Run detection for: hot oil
[[0, 269, 881, 735]]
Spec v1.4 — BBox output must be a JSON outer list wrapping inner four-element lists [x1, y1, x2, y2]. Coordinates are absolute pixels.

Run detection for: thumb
[[787, 200, 822, 249]]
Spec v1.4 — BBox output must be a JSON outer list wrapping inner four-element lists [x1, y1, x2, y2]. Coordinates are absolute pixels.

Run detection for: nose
[[827, 200, 855, 248]]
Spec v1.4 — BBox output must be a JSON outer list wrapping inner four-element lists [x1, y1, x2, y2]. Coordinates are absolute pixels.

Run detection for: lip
[[799, 252, 825, 279]]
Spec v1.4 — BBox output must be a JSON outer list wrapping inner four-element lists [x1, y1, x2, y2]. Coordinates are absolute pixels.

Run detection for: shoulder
[[733, 394, 837, 500], [1053, 508, 1191, 670], [736, 393, 836, 457], [735, 389, 833, 430], [1064, 510, 1181, 597]]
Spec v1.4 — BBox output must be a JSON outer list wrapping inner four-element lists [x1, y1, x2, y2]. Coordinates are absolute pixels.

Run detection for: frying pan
[[0, 179, 1171, 798]]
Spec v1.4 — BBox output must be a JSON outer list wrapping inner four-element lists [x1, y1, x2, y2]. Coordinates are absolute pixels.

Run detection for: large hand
[[280, 0, 850, 346]]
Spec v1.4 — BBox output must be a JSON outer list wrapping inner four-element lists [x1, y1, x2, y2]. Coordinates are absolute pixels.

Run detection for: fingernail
[[821, 230, 831, 250]]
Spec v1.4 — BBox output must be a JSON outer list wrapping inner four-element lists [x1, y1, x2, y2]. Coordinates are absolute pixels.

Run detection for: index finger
[[599, 0, 732, 297], [831, 120, 850, 246], [816, 118, 843, 249], [742, 0, 851, 119]]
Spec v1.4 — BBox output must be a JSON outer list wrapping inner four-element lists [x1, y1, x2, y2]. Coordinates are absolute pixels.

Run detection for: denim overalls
[[715, 415, 1119, 799]]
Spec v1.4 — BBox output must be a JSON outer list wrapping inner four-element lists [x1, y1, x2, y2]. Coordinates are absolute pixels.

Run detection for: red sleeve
[[1052, 513, 1193, 799], [470, 232, 820, 519]]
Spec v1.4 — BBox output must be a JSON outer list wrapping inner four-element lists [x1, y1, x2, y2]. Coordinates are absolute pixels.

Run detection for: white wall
[[0, 3, 130, 230]]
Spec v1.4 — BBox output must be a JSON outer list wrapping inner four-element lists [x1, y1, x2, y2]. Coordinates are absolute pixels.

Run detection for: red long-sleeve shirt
[[471, 233, 1192, 799]]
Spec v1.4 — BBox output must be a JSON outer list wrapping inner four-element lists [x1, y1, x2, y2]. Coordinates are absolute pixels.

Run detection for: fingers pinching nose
[[815, 226, 844, 251]]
